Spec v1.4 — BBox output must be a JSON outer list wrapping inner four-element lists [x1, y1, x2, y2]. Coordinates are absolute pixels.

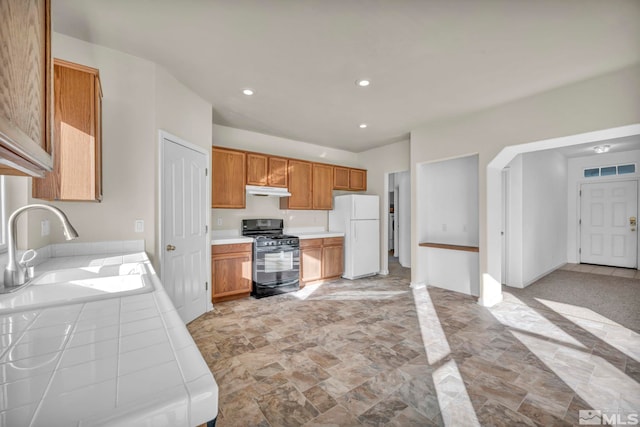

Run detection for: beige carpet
[[503, 269, 640, 333]]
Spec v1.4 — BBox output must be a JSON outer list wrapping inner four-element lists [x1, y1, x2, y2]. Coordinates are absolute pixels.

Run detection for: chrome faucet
[[2, 204, 79, 292]]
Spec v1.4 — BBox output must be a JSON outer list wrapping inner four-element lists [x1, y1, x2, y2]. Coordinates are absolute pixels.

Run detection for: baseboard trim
[[379, 269, 389, 275], [410, 282, 426, 289]]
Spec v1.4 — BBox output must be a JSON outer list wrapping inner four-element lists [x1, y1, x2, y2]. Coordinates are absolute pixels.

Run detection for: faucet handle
[[19, 249, 38, 266]]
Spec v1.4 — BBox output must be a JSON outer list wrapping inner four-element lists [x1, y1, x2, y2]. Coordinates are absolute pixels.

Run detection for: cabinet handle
[[166, 244, 176, 251]]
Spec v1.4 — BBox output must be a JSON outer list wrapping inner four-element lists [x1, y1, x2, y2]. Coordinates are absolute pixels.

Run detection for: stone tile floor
[[188, 266, 640, 426]]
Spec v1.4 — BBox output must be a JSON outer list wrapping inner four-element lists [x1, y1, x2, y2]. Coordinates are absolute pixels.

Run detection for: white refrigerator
[[329, 194, 380, 279]]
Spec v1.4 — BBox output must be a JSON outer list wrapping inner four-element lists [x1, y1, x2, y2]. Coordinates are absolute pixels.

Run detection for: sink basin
[[0, 262, 154, 313], [30, 263, 144, 285]]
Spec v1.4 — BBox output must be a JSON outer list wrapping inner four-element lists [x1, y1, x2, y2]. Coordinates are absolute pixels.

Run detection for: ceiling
[[52, 0, 640, 152], [554, 134, 640, 159]]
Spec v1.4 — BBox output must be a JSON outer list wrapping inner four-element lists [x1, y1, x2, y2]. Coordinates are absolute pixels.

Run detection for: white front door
[[161, 133, 209, 323], [580, 180, 638, 268]]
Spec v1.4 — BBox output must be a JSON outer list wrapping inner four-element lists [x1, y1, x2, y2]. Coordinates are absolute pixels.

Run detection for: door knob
[[166, 244, 176, 251]]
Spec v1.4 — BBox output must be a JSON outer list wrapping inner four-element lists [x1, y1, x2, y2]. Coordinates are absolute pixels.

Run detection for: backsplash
[[211, 195, 328, 232]]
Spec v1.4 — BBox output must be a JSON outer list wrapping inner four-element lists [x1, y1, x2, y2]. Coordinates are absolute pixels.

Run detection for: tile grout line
[[28, 304, 84, 427]]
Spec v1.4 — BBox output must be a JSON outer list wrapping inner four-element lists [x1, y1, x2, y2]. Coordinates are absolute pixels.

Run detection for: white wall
[[523, 150, 568, 284], [359, 140, 410, 273], [567, 147, 640, 264], [418, 155, 479, 295], [506, 150, 568, 288], [211, 124, 361, 233], [396, 171, 411, 268], [154, 66, 213, 267], [410, 63, 640, 306], [18, 33, 212, 269], [504, 156, 523, 286]]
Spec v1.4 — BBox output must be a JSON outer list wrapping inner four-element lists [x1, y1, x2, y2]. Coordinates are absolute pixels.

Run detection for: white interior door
[[580, 180, 638, 268], [161, 133, 209, 323]]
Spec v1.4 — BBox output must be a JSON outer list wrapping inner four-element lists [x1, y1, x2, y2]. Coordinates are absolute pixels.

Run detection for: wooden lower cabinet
[[300, 237, 344, 286], [321, 238, 344, 279], [300, 242, 323, 284], [211, 243, 252, 302]]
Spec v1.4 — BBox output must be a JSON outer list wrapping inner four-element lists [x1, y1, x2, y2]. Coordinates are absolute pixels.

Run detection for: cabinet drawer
[[299, 238, 323, 249], [322, 237, 343, 246], [212, 243, 252, 256]]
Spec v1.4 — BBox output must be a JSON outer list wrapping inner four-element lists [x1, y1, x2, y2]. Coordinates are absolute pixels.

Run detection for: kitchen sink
[[30, 263, 144, 285], [0, 262, 154, 313]]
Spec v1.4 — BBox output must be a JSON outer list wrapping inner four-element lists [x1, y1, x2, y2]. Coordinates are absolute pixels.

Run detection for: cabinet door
[[280, 159, 312, 209], [301, 247, 323, 283], [333, 167, 350, 190], [212, 147, 246, 208], [312, 163, 333, 210], [322, 244, 344, 279], [33, 59, 102, 201], [246, 153, 268, 186], [212, 253, 252, 300], [349, 169, 367, 191], [0, 0, 53, 177], [268, 156, 288, 187]]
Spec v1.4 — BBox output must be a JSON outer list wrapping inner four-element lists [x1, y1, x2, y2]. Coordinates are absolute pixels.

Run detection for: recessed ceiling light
[[356, 79, 370, 87], [593, 145, 610, 154], [242, 88, 254, 96], [359, 123, 368, 129]]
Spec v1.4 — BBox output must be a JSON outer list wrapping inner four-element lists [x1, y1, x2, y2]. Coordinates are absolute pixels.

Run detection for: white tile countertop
[[0, 241, 218, 426]]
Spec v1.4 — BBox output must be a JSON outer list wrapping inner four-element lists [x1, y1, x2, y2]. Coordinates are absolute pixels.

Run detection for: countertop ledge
[[0, 248, 218, 426], [211, 236, 254, 245], [294, 232, 345, 239]]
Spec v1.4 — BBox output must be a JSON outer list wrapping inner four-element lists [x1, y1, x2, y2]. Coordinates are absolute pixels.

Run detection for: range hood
[[246, 185, 291, 197]]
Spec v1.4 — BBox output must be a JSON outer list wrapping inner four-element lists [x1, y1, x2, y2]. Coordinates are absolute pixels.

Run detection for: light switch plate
[[134, 220, 144, 233], [41, 219, 50, 236]]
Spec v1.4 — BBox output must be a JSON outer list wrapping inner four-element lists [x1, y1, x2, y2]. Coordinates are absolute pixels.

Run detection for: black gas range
[[242, 219, 300, 299]]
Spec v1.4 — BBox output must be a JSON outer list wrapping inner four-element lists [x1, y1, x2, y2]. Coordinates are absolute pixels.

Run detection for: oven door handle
[[257, 279, 300, 288]]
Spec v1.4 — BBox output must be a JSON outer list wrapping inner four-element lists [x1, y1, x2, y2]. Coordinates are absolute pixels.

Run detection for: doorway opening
[[492, 124, 640, 295], [383, 170, 410, 278]]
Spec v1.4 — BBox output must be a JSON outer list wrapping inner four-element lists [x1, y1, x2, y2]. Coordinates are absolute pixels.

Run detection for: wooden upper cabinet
[[246, 153, 268, 186], [349, 169, 367, 191], [333, 166, 367, 191], [0, 0, 53, 177], [312, 163, 333, 210], [33, 59, 103, 201], [333, 166, 350, 190], [212, 147, 246, 208], [268, 156, 288, 187], [246, 153, 288, 188], [280, 159, 312, 210]]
